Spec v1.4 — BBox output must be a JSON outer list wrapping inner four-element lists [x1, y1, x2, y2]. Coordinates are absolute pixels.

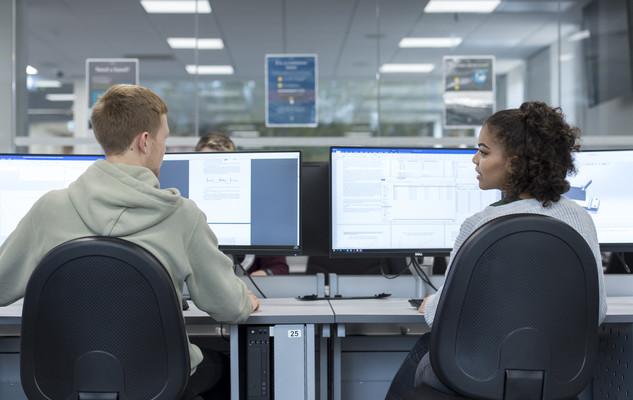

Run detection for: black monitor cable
[[614, 252, 631, 273], [409, 257, 438, 292], [233, 258, 268, 299], [379, 257, 438, 292], [380, 257, 411, 279]]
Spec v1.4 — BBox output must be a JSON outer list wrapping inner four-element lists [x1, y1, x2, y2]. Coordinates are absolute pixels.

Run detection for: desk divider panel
[[241, 273, 326, 298], [328, 274, 423, 298], [604, 275, 633, 297]]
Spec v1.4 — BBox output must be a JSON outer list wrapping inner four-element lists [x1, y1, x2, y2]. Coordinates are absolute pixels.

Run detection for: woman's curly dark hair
[[483, 101, 581, 206]]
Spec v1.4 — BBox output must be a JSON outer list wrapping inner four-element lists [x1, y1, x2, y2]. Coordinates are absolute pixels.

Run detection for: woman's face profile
[[472, 125, 509, 192]]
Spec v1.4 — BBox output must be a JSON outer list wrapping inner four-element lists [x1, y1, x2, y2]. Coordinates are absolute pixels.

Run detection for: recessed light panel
[[186, 65, 234, 75], [399, 37, 463, 48], [167, 38, 224, 49], [424, 1, 500, 13], [380, 64, 435, 73], [141, 0, 211, 14]]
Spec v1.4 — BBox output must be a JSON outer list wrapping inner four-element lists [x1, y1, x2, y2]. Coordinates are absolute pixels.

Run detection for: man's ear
[[137, 131, 151, 154]]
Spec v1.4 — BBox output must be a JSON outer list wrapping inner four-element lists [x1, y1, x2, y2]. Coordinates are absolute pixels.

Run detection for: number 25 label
[[288, 329, 302, 338]]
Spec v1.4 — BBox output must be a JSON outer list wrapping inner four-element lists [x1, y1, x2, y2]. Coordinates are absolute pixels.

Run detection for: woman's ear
[[504, 154, 518, 174]]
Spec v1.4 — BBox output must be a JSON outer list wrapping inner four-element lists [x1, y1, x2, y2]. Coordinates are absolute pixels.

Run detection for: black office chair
[[20, 236, 190, 400], [405, 214, 599, 400]]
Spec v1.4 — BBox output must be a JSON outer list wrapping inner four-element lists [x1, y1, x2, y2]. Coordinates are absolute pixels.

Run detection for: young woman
[[385, 101, 607, 399]]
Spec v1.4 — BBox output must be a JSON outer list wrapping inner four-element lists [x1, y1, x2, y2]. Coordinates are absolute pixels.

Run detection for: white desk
[[331, 298, 421, 324], [328, 296, 633, 400], [3, 296, 633, 400], [603, 296, 633, 323]]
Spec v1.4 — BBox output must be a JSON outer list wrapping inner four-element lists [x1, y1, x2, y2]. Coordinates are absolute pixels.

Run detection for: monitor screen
[[330, 147, 501, 257], [567, 149, 633, 251], [0, 154, 103, 247], [159, 151, 302, 255]]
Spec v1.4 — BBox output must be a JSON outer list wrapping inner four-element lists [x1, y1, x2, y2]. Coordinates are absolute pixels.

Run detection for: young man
[[0, 84, 259, 398]]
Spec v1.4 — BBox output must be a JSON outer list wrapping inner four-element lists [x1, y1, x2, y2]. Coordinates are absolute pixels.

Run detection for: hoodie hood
[[68, 159, 181, 236]]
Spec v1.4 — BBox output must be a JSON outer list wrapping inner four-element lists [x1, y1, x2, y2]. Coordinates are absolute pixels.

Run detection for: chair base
[[403, 385, 468, 400], [403, 385, 581, 400]]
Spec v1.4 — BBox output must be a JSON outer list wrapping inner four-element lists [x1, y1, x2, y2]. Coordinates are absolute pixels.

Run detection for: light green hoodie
[[0, 159, 253, 371]]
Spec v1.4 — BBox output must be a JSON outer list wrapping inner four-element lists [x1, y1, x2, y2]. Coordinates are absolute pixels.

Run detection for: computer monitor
[[159, 151, 302, 255], [0, 154, 103, 247], [567, 149, 633, 252], [330, 146, 501, 257]]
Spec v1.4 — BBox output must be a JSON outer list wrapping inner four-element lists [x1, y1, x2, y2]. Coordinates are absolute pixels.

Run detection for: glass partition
[[16, 0, 633, 159]]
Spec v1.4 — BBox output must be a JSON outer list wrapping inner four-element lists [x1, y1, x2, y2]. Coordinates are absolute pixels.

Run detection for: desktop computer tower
[[246, 326, 272, 400]]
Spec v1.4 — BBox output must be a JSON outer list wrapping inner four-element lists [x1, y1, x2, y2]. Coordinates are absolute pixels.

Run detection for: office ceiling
[[25, 0, 592, 83]]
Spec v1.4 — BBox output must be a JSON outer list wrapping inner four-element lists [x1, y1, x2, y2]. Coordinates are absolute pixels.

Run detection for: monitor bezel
[[0, 153, 104, 161], [161, 150, 303, 256], [328, 146, 481, 259]]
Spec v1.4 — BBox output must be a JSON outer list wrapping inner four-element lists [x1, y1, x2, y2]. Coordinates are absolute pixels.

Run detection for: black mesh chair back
[[408, 214, 599, 400], [20, 236, 190, 400]]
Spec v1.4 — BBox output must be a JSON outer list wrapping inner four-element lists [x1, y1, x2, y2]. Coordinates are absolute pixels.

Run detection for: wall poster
[[443, 56, 495, 128], [266, 54, 318, 127]]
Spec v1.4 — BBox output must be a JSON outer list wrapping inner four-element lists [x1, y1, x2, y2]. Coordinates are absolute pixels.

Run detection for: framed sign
[[86, 58, 139, 109], [443, 56, 495, 128], [265, 54, 318, 127]]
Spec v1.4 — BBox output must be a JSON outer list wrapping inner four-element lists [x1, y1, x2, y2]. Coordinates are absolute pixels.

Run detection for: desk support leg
[[320, 325, 330, 400], [332, 324, 345, 400], [230, 324, 240, 400]]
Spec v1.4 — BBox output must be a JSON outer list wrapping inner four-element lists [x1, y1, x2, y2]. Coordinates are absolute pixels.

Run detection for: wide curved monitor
[[330, 147, 501, 258], [567, 149, 633, 252], [159, 151, 302, 255]]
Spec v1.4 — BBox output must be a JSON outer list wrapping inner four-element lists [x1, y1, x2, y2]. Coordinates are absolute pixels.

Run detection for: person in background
[[384, 101, 607, 399], [0, 85, 259, 400], [195, 131, 237, 152], [196, 131, 290, 276]]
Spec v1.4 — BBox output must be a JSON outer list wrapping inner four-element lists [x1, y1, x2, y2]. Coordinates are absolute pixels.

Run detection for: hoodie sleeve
[[0, 213, 36, 305], [0, 192, 65, 306], [184, 211, 253, 323]]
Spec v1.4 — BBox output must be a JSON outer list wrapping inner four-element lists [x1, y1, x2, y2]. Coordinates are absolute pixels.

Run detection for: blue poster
[[266, 54, 318, 127]]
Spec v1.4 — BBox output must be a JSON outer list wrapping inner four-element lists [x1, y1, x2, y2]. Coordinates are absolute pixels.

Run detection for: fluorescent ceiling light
[[560, 54, 574, 63], [186, 65, 234, 75], [167, 38, 224, 49], [399, 37, 463, 48], [46, 93, 76, 102], [568, 30, 590, 42], [34, 80, 62, 88], [140, 0, 211, 14], [26, 65, 38, 75], [424, 1, 501, 13], [380, 64, 435, 73]]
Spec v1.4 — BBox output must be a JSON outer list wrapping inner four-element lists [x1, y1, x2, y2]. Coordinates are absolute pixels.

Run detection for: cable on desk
[[220, 324, 229, 342], [234, 260, 268, 298]]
